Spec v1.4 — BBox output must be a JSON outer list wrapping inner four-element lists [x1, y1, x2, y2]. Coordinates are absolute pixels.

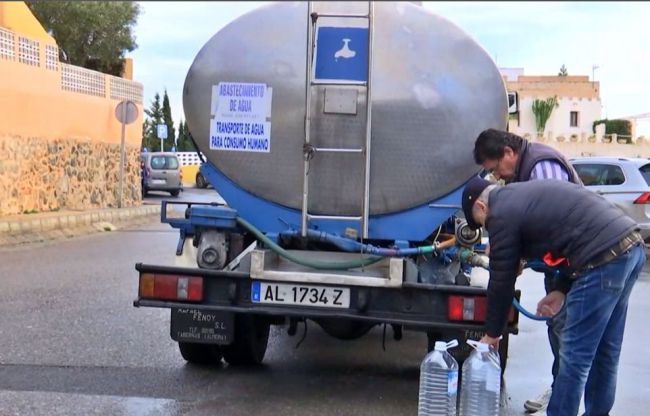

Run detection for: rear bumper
[[143, 181, 183, 191], [134, 263, 520, 334]]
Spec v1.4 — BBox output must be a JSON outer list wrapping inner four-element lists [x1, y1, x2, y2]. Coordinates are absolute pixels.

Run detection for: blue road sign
[[314, 26, 368, 83], [157, 124, 168, 140]]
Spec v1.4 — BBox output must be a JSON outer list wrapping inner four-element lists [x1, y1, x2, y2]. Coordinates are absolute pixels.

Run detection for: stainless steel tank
[[184, 1, 507, 217]]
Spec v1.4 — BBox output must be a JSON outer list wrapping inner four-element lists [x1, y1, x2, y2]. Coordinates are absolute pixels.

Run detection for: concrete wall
[[526, 133, 650, 159], [0, 3, 144, 216]]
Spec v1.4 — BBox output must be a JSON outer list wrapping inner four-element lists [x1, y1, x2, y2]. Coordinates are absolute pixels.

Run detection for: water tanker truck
[[134, 1, 519, 368]]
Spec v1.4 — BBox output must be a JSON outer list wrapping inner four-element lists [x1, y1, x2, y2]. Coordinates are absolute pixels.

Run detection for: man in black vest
[[473, 129, 582, 414], [462, 177, 644, 416]]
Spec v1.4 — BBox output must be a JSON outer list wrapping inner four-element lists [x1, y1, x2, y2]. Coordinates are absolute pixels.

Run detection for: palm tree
[[532, 96, 559, 134]]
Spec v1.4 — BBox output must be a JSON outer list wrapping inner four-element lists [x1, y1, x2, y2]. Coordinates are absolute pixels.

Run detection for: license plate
[[251, 281, 350, 308], [170, 308, 233, 344], [151, 179, 166, 185]]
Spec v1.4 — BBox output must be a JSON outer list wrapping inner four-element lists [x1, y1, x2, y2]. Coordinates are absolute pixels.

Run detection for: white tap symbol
[[334, 38, 356, 61]]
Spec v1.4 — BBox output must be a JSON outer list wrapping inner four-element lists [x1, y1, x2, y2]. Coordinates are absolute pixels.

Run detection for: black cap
[[462, 176, 492, 230]]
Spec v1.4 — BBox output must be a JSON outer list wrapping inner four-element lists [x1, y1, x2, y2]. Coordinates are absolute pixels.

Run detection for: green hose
[[236, 216, 384, 270]]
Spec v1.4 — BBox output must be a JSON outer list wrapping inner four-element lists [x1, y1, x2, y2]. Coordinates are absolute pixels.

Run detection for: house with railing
[[0, 2, 144, 216]]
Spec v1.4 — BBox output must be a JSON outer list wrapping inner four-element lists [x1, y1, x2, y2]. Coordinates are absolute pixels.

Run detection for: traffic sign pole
[[114, 100, 138, 207], [118, 103, 127, 208]]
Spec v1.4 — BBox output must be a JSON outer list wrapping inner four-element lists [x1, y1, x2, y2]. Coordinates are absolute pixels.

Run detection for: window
[[638, 164, 650, 186], [570, 111, 579, 127], [150, 156, 179, 170], [573, 163, 625, 186]]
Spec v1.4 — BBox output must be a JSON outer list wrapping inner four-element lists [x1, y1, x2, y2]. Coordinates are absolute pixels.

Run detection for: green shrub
[[592, 119, 632, 136]]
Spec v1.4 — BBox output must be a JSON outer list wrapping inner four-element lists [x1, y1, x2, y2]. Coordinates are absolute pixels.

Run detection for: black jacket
[[485, 180, 637, 337], [509, 140, 582, 185]]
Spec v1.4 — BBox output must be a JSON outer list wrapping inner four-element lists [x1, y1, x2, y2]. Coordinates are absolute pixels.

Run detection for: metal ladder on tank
[[301, 1, 375, 239]]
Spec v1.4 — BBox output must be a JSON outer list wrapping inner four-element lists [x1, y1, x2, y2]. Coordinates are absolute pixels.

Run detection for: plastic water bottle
[[458, 340, 501, 416], [417, 339, 459, 416]]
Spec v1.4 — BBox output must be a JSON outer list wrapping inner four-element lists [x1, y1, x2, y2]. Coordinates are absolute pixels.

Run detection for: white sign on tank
[[209, 82, 272, 153]]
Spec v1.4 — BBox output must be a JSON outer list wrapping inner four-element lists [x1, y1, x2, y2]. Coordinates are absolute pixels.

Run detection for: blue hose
[[512, 298, 550, 321], [276, 229, 552, 321]]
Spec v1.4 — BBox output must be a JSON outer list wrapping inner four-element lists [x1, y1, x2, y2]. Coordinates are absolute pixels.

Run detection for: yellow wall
[[0, 1, 143, 145], [181, 165, 199, 185], [122, 57, 134, 80], [0, 2, 55, 44], [0, 58, 143, 146], [0, 2, 146, 215]]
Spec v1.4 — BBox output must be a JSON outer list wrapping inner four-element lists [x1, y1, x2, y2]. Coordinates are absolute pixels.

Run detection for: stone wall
[[0, 135, 141, 216]]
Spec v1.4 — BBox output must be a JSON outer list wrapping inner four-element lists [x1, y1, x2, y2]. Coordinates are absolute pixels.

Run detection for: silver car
[[570, 156, 650, 241], [141, 152, 183, 197]]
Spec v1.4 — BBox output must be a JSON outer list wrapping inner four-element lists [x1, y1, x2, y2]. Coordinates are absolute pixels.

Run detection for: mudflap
[[170, 307, 234, 345]]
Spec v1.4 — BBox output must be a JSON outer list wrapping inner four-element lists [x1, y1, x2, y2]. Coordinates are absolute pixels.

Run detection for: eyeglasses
[[485, 158, 502, 175]]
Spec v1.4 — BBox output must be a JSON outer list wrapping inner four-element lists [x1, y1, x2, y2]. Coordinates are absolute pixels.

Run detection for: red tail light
[[448, 295, 515, 323], [139, 273, 203, 302], [634, 192, 650, 204]]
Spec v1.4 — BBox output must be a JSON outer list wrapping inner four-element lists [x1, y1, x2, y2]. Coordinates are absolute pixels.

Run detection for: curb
[[0, 205, 162, 246]]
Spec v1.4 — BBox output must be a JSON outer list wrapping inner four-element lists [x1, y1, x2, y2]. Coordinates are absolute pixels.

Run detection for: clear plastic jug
[[417, 339, 459, 416], [458, 339, 501, 416]]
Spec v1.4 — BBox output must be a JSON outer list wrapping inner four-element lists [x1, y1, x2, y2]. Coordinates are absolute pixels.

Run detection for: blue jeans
[[545, 272, 567, 386], [547, 243, 645, 416]]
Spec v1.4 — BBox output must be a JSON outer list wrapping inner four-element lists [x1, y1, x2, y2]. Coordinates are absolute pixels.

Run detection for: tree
[[177, 120, 197, 152], [143, 93, 163, 151], [27, 1, 140, 76], [161, 90, 176, 149], [531, 96, 559, 134], [558, 64, 568, 76]]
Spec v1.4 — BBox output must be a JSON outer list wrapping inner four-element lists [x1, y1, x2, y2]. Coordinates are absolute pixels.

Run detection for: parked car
[[570, 156, 650, 241], [141, 152, 183, 197]]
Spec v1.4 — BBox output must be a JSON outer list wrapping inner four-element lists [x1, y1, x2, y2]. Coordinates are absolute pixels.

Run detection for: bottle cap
[[467, 339, 490, 352], [434, 341, 447, 351], [475, 342, 489, 352]]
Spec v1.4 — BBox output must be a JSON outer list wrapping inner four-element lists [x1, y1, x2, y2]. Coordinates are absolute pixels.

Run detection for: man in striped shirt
[[472, 129, 582, 414], [530, 160, 570, 181]]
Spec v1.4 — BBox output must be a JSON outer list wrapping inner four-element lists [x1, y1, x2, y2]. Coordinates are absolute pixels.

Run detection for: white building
[[502, 68, 602, 141]]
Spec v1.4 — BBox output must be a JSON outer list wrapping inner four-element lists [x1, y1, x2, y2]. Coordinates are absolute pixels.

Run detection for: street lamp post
[[592, 64, 600, 89]]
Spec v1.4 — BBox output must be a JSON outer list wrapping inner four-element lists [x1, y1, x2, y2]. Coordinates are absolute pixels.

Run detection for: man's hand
[[479, 334, 500, 350], [536, 290, 566, 317]]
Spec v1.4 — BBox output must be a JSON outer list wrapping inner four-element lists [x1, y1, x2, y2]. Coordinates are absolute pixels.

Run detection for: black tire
[[178, 342, 223, 365], [222, 314, 270, 366], [170, 189, 180, 197], [196, 172, 207, 189]]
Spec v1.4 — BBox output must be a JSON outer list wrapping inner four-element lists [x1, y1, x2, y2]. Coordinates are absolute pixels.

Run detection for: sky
[[129, 1, 650, 135]]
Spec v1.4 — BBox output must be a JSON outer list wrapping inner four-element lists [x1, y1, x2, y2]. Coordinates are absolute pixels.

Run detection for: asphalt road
[[1, 197, 649, 415]]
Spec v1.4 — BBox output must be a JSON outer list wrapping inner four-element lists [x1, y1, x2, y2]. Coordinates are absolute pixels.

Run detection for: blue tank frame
[[200, 162, 467, 241]]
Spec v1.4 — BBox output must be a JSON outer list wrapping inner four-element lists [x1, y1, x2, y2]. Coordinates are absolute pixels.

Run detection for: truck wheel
[[222, 314, 270, 366], [196, 172, 207, 189], [178, 342, 223, 365]]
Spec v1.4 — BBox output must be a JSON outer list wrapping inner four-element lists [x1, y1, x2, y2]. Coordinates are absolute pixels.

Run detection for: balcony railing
[[0, 26, 142, 103]]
